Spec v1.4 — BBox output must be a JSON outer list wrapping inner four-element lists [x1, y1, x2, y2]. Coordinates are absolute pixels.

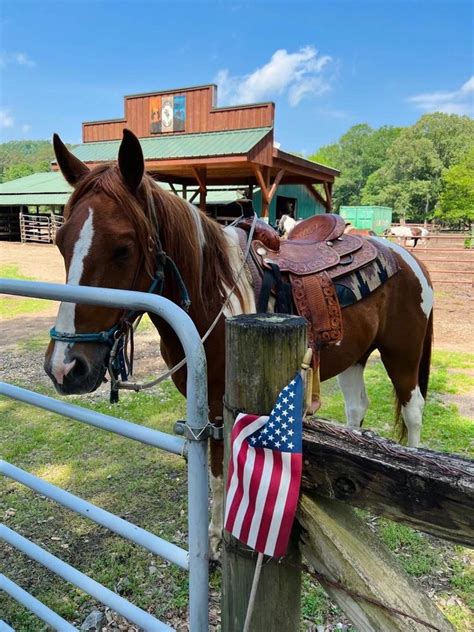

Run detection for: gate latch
[[174, 420, 223, 441]]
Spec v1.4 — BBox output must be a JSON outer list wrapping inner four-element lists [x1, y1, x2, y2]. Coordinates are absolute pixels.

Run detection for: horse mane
[[65, 164, 239, 314]]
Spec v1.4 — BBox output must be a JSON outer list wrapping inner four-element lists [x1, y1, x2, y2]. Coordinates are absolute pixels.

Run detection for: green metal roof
[[0, 172, 72, 206], [71, 127, 272, 162], [0, 171, 246, 207]]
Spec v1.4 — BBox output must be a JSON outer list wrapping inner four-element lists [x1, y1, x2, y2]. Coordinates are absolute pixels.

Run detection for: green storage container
[[339, 206, 392, 235]]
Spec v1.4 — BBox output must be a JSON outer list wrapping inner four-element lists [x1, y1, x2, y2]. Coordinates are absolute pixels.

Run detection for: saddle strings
[[109, 208, 258, 394]]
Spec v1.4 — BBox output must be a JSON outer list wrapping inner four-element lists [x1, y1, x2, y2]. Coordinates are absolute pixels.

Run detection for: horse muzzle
[[44, 341, 109, 395]]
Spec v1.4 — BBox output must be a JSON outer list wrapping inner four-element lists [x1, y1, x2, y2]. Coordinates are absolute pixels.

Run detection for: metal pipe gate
[[0, 279, 209, 631]]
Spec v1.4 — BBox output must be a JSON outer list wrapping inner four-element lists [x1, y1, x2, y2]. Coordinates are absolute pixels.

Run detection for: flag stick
[[243, 551, 264, 632]]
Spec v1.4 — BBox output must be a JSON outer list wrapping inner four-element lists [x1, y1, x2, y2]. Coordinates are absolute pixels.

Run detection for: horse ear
[[53, 133, 89, 187], [118, 129, 144, 193]]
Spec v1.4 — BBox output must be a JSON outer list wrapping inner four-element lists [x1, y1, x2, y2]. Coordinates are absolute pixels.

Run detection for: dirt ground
[[1, 241, 472, 354]]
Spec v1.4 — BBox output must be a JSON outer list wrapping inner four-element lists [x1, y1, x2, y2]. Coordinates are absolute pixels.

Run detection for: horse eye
[[114, 245, 130, 260]]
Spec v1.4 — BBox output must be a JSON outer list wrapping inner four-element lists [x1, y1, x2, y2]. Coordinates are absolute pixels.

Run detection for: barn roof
[[0, 172, 72, 206], [71, 127, 273, 162], [0, 171, 245, 207]]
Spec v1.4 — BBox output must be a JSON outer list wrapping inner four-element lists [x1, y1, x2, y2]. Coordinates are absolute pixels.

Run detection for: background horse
[[45, 130, 434, 560], [387, 225, 429, 247]]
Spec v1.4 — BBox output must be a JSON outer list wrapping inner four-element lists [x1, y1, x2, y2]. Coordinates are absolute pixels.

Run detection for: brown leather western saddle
[[237, 214, 378, 410]]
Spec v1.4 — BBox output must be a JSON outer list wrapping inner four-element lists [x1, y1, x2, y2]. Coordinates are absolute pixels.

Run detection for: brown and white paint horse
[[45, 130, 434, 560]]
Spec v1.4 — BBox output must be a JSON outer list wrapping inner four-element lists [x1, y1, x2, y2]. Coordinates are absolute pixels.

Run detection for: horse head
[[44, 130, 156, 394]]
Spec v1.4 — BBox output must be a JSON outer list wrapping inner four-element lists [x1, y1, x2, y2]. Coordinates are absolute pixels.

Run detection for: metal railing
[[0, 280, 209, 631]]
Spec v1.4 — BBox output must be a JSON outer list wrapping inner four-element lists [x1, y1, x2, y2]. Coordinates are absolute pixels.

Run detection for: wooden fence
[[222, 314, 472, 631], [19, 212, 64, 244], [389, 234, 473, 287]]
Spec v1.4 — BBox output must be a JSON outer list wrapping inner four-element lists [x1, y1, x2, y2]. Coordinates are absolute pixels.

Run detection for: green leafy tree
[[362, 134, 443, 221], [435, 148, 474, 229], [410, 113, 474, 168], [309, 124, 401, 210], [2, 163, 35, 181], [0, 140, 54, 182], [361, 113, 474, 222]]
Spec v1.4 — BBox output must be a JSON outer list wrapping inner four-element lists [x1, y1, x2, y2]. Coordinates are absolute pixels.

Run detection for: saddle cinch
[[238, 214, 378, 411]]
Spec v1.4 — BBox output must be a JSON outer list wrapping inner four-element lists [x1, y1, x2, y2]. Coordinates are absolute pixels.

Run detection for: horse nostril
[[70, 356, 89, 379]]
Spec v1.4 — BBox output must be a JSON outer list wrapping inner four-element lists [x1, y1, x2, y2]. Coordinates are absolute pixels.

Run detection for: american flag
[[224, 373, 303, 558]]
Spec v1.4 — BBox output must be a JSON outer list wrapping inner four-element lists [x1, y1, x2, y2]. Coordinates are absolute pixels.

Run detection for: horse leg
[[379, 348, 425, 447], [209, 435, 224, 563], [337, 360, 370, 429]]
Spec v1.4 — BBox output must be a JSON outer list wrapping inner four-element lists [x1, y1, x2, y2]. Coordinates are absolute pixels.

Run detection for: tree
[[410, 113, 474, 168], [435, 148, 474, 229], [362, 133, 443, 221], [309, 124, 402, 210], [0, 140, 54, 182], [2, 163, 35, 181]]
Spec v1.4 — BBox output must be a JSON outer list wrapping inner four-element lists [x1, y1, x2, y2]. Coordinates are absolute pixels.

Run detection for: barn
[[0, 83, 340, 241]]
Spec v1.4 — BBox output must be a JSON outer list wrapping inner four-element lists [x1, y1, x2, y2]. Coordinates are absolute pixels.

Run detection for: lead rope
[[109, 213, 258, 394]]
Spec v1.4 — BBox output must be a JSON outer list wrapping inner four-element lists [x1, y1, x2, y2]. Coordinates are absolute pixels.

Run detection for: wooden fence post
[[222, 313, 307, 632]]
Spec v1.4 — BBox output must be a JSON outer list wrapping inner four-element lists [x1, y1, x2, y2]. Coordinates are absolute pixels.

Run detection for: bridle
[[49, 187, 191, 402], [49, 180, 258, 403]]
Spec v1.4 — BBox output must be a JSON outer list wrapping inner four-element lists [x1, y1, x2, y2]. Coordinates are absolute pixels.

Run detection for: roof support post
[[192, 167, 207, 214], [251, 165, 284, 219], [323, 181, 333, 211], [305, 183, 332, 213]]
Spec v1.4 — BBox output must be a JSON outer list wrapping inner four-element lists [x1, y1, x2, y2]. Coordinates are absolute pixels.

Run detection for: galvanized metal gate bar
[[0, 461, 188, 569], [0, 575, 77, 632], [0, 383, 186, 455], [2, 526, 174, 632], [0, 279, 209, 631]]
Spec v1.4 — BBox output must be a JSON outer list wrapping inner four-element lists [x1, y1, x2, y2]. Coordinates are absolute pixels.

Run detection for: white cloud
[[408, 77, 474, 116], [22, 124, 32, 134], [0, 110, 14, 128], [0, 51, 36, 67], [215, 46, 333, 107]]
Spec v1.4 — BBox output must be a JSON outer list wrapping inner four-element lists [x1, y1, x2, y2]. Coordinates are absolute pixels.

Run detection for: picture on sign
[[150, 96, 162, 134], [161, 96, 174, 133], [173, 95, 186, 132]]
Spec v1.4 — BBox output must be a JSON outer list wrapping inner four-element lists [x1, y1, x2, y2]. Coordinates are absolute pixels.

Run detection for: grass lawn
[[0, 264, 53, 318], [1, 351, 473, 630]]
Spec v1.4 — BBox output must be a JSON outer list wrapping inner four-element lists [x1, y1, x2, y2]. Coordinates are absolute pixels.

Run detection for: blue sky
[[1, 0, 472, 154]]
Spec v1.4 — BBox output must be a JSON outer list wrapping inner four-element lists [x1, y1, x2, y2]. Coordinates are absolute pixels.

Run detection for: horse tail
[[394, 308, 433, 442]]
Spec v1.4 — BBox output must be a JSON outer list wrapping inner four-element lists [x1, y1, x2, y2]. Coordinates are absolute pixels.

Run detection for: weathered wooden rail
[[302, 418, 474, 547]]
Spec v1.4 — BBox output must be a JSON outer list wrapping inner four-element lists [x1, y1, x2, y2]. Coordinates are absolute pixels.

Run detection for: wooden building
[[67, 84, 339, 220]]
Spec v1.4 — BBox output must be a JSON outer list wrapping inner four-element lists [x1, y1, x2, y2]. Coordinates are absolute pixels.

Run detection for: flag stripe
[[246, 448, 274, 549], [254, 451, 283, 554], [264, 451, 293, 556], [238, 447, 267, 543], [224, 415, 267, 530], [231, 444, 257, 538], [274, 454, 302, 557]]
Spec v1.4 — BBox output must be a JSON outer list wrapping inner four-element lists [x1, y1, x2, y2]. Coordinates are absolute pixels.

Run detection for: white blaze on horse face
[[372, 237, 433, 318], [222, 226, 256, 316], [51, 208, 95, 384], [337, 364, 369, 428], [402, 386, 424, 448]]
